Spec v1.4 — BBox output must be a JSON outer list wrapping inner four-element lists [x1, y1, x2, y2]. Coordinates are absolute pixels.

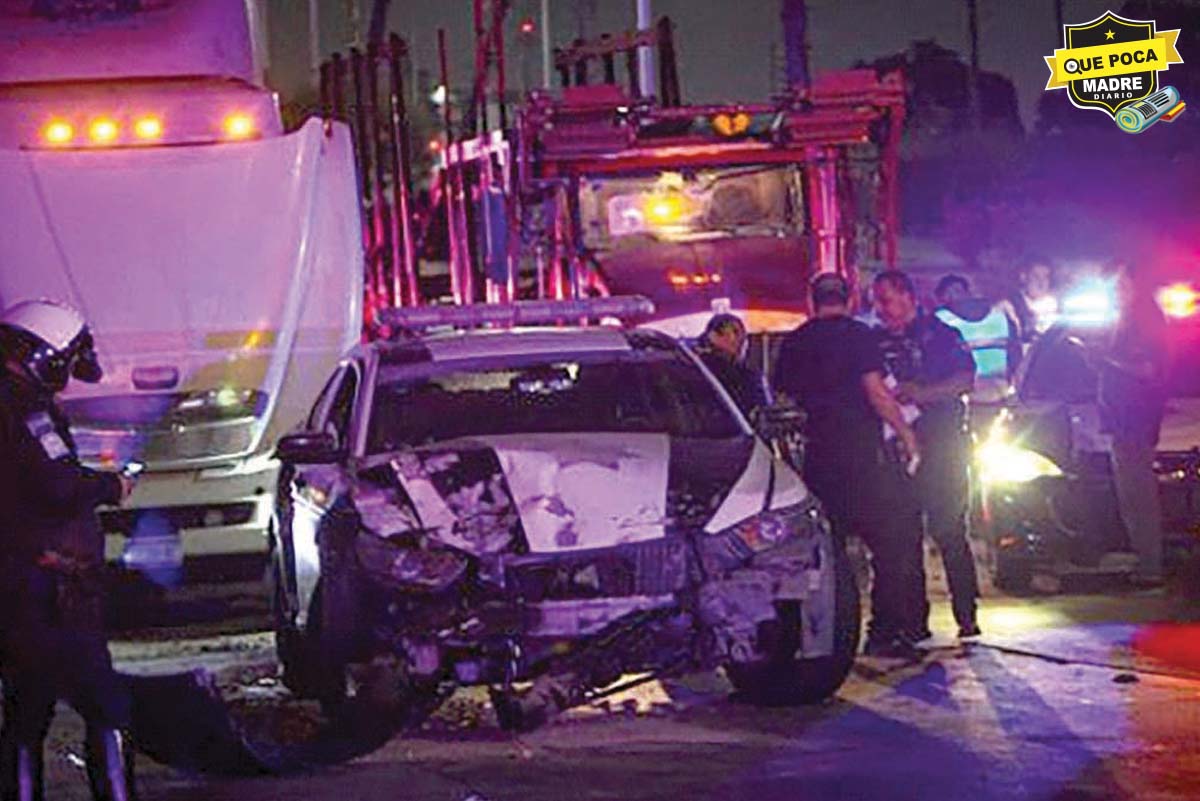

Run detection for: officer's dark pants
[[0, 566, 131, 798], [912, 437, 980, 631], [806, 448, 924, 642]]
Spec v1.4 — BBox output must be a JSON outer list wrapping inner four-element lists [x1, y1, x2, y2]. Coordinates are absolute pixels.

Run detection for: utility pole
[[636, 0, 655, 98], [368, 0, 391, 46], [346, 0, 363, 48], [966, 0, 981, 131], [780, 0, 810, 91], [541, 0, 552, 89], [308, 0, 322, 83]]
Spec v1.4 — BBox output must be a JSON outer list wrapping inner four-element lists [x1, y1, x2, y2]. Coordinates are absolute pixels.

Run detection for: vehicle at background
[[0, 0, 362, 577], [328, 17, 905, 368], [269, 299, 859, 730], [520, 58, 905, 344], [976, 279, 1200, 591]]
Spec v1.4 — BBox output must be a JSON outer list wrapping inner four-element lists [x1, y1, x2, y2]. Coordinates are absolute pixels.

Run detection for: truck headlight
[[977, 440, 1062, 484]]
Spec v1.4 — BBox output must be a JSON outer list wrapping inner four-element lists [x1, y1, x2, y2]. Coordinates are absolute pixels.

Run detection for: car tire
[[725, 542, 861, 706], [992, 557, 1034, 595]]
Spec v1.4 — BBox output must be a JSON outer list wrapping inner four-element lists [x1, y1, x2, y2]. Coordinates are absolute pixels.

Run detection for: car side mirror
[[275, 431, 344, 464]]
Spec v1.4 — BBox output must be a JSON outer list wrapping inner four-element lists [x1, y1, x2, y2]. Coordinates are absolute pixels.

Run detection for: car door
[[285, 361, 362, 627]]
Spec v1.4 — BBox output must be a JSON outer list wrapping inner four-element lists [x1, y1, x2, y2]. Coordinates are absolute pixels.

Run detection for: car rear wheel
[[725, 542, 860, 706]]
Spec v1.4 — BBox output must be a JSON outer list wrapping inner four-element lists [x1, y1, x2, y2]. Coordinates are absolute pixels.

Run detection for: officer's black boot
[[0, 732, 45, 801], [84, 728, 134, 801]]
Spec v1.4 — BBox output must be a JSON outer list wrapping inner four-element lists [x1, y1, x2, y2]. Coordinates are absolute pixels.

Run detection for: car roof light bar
[[377, 296, 656, 332]]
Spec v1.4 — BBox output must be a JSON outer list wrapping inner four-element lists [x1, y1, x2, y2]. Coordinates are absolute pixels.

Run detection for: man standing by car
[[0, 300, 136, 801], [695, 313, 767, 417], [774, 274, 923, 657], [873, 270, 981, 641], [1098, 262, 1169, 588]]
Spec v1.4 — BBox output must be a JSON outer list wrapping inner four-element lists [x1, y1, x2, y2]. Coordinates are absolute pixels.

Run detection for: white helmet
[[0, 300, 102, 392]]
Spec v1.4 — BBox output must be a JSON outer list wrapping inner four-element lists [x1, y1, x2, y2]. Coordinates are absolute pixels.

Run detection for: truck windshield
[[578, 164, 804, 248], [369, 350, 744, 452]]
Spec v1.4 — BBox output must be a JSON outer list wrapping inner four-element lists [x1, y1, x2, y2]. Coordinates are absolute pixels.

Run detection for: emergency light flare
[[42, 119, 74, 145], [1157, 283, 1198, 319], [88, 117, 119, 144], [1062, 280, 1116, 326]]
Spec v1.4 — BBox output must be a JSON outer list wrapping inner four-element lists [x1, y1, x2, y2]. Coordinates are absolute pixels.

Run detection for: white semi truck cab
[[0, 0, 363, 574]]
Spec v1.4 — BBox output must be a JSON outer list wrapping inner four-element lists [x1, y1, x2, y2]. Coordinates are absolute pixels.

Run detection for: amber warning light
[[88, 117, 119, 144], [42, 120, 74, 146], [222, 113, 256, 140]]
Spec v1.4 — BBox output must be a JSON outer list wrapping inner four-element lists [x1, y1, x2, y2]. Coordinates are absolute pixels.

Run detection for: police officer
[[695, 313, 767, 417], [934, 274, 1022, 403], [1097, 261, 1169, 588], [774, 274, 924, 657], [872, 271, 981, 640], [0, 300, 136, 801]]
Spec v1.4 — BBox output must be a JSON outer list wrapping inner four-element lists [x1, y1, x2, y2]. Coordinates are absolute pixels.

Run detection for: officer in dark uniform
[[694, 313, 767, 417], [0, 300, 136, 801], [872, 270, 981, 640], [774, 274, 924, 657]]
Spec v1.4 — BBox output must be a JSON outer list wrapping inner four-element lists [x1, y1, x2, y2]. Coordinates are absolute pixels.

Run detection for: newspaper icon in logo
[[1044, 10, 1184, 130], [1115, 86, 1186, 133]]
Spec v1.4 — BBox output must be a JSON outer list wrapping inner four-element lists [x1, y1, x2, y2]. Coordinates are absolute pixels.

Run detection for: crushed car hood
[[369, 433, 756, 555]]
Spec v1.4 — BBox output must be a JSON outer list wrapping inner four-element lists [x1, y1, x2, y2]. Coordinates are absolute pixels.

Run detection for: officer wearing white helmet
[[0, 300, 136, 800]]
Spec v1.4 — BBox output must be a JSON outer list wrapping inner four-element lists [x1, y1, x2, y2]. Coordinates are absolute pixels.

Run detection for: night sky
[[268, 0, 1140, 129]]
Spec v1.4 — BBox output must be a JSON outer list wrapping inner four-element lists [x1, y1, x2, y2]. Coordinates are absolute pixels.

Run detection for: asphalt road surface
[[31, 570, 1200, 801]]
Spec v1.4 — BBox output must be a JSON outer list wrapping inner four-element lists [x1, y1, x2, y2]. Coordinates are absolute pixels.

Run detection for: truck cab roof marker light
[[42, 119, 74, 146], [88, 117, 120, 144], [377, 296, 657, 331], [222, 112, 256, 140], [133, 116, 164, 141]]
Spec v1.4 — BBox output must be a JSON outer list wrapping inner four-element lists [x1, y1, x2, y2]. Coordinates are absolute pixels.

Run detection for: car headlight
[[976, 440, 1062, 484], [699, 499, 828, 575]]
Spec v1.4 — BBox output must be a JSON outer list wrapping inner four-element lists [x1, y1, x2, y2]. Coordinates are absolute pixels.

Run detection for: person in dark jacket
[[774, 274, 924, 657], [0, 300, 136, 801], [694, 313, 767, 417], [1097, 261, 1170, 588]]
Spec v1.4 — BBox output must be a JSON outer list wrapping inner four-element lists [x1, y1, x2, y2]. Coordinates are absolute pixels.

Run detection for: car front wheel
[[725, 542, 861, 706]]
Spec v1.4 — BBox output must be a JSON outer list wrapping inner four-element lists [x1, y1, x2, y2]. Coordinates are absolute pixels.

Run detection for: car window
[[368, 350, 744, 453], [325, 367, 359, 449], [306, 368, 345, 430], [1021, 336, 1097, 404]]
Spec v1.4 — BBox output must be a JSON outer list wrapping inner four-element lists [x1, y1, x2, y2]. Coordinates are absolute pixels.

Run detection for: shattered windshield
[[369, 350, 744, 453], [578, 164, 805, 248]]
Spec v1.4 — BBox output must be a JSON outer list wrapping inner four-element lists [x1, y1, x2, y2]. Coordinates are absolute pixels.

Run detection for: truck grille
[[98, 502, 256, 535]]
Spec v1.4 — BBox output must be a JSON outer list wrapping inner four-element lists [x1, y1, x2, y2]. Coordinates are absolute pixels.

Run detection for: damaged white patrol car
[[269, 298, 856, 730]]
